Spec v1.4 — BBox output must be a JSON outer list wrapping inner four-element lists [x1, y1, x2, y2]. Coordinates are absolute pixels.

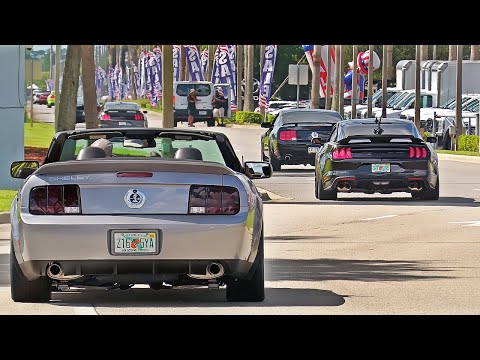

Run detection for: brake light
[[279, 130, 297, 141], [409, 146, 427, 159], [101, 113, 111, 120], [134, 113, 144, 121], [188, 185, 240, 215], [29, 185, 81, 215], [117, 172, 153, 178], [332, 147, 352, 160]]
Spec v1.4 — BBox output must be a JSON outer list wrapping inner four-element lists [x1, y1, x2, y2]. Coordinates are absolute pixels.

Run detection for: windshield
[[464, 98, 479, 112], [59, 134, 227, 166], [392, 93, 415, 109], [176, 84, 212, 96], [104, 102, 140, 111], [281, 111, 342, 124], [386, 92, 409, 107], [341, 121, 421, 139]]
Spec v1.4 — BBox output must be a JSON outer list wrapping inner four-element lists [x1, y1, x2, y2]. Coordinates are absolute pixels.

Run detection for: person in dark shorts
[[187, 88, 199, 127], [212, 87, 227, 126]]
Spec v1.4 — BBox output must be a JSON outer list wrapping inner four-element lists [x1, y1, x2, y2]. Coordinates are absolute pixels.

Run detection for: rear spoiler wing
[[337, 134, 425, 145]]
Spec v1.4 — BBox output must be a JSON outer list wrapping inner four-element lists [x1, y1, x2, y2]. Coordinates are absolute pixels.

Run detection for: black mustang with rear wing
[[314, 118, 439, 200]]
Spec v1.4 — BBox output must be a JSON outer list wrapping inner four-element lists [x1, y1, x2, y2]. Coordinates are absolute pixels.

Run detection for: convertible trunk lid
[[32, 159, 235, 215]]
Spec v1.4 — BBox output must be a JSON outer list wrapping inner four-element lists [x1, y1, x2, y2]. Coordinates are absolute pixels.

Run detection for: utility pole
[[455, 45, 464, 150], [49, 45, 53, 79], [208, 45, 215, 81], [352, 45, 358, 119], [311, 45, 321, 109], [381, 45, 388, 118], [367, 45, 374, 118], [54, 45, 61, 131], [332, 45, 340, 112], [433, 45, 437, 60], [30, 58, 33, 127], [339, 45, 344, 118], [326, 46, 332, 110], [162, 45, 174, 128], [414, 45, 421, 131]]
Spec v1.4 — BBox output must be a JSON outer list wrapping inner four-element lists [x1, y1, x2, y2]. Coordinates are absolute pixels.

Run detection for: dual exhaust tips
[[337, 181, 352, 192]]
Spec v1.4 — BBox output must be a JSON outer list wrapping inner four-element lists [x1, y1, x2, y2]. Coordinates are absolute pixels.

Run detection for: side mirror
[[261, 122, 272, 129], [143, 110, 148, 114], [244, 161, 272, 179], [11, 160, 39, 179], [426, 136, 437, 143]]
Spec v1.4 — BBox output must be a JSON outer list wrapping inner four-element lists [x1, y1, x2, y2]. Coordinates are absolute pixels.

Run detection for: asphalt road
[[3, 110, 480, 314]]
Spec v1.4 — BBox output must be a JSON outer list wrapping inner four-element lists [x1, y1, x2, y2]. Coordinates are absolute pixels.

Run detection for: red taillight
[[279, 130, 297, 141], [409, 146, 427, 159], [101, 113, 111, 120], [188, 185, 240, 215], [117, 172, 153, 178], [29, 185, 81, 215], [134, 113, 144, 121], [332, 147, 352, 160]]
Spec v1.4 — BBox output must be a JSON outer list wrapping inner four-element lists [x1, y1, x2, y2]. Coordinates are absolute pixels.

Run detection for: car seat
[[76, 146, 107, 160], [174, 147, 203, 161]]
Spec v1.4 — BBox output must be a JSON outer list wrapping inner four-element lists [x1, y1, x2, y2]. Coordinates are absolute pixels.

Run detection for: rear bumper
[[99, 120, 147, 128], [276, 142, 319, 165], [174, 109, 214, 122], [323, 166, 436, 193], [15, 213, 257, 280]]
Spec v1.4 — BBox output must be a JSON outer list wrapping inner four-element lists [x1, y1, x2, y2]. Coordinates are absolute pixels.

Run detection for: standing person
[[212, 87, 227, 126], [187, 88, 199, 127]]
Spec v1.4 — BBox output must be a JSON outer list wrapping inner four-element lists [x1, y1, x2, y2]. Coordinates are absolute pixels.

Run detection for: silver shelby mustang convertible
[[10, 128, 272, 303]]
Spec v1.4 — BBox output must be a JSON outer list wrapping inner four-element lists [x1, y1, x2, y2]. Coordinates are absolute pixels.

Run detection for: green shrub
[[235, 111, 265, 124], [422, 131, 432, 140], [458, 135, 479, 152], [123, 99, 162, 112]]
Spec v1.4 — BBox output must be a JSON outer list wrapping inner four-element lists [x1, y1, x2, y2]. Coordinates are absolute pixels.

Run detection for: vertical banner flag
[[184, 45, 204, 81], [173, 45, 181, 82], [211, 45, 236, 111], [226, 45, 237, 110], [45, 79, 54, 91], [132, 59, 140, 97], [302, 45, 335, 98], [152, 47, 163, 99], [95, 66, 106, 97], [139, 51, 147, 98], [107, 67, 114, 100], [259, 45, 277, 109], [200, 48, 209, 78]]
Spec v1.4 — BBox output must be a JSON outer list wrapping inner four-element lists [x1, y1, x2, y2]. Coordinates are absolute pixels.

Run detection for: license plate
[[119, 122, 127, 126], [112, 231, 158, 254], [371, 163, 391, 173], [308, 146, 320, 154], [198, 110, 207, 115]]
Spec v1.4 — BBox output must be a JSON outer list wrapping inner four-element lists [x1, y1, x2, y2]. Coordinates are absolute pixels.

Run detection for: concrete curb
[[0, 212, 9, 224], [438, 153, 480, 164], [256, 187, 292, 202]]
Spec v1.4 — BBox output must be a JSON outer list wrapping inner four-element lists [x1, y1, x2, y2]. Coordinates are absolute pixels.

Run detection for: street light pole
[[352, 45, 358, 119], [30, 59, 34, 127], [367, 45, 374, 118], [54, 45, 61, 131], [414, 45, 421, 131]]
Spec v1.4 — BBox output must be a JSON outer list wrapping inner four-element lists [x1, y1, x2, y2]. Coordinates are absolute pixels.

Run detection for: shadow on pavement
[[267, 196, 480, 207], [266, 235, 336, 242], [0, 253, 9, 286], [265, 258, 456, 282], [50, 287, 345, 308]]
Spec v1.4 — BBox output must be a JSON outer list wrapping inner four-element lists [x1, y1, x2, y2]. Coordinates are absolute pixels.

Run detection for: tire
[[207, 119, 215, 127], [269, 150, 281, 171], [419, 176, 440, 200], [318, 177, 337, 200], [314, 177, 319, 199], [226, 234, 265, 302], [10, 243, 52, 303], [173, 119, 178, 127]]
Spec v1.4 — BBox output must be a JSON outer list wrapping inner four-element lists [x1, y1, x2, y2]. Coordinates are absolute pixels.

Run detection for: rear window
[[104, 102, 140, 111], [176, 84, 212, 96], [281, 111, 342, 124], [341, 122, 421, 138]]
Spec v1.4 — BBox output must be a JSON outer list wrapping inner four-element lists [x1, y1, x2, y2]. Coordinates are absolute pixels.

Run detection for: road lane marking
[[361, 215, 398, 221], [449, 221, 480, 227], [73, 305, 98, 315]]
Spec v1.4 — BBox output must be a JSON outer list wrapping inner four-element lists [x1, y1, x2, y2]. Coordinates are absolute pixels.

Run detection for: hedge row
[[458, 135, 479, 152]]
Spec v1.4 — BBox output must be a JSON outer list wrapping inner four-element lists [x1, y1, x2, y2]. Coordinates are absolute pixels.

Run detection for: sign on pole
[[288, 64, 309, 108]]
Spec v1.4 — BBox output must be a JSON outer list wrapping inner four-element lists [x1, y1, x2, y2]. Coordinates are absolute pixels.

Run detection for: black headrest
[[174, 147, 203, 161], [76, 146, 107, 160]]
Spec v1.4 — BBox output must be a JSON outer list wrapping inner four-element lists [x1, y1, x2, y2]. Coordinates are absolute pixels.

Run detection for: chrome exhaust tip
[[206, 262, 225, 278], [284, 155, 291, 161], [47, 263, 63, 279], [337, 181, 345, 190], [344, 182, 352, 191]]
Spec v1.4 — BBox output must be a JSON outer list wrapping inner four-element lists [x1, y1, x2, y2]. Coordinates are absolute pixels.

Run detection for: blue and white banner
[[45, 79, 54, 91], [227, 45, 237, 110], [95, 66, 106, 97], [107, 66, 114, 100], [132, 60, 140, 97], [212, 45, 236, 111], [258, 45, 277, 109], [200, 48, 209, 78], [152, 47, 163, 100], [173, 45, 181, 82], [139, 52, 147, 98], [185, 45, 204, 81]]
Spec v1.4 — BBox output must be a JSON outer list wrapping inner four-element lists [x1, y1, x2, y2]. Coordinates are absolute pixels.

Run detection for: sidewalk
[[437, 153, 480, 164]]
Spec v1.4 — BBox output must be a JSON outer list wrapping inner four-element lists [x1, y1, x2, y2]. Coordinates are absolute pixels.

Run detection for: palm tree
[[310, 45, 321, 109], [470, 45, 479, 60], [57, 45, 81, 131], [128, 45, 139, 99], [449, 45, 457, 61], [81, 45, 98, 129], [332, 45, 340, 112], [244, 45, 254, 112]]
